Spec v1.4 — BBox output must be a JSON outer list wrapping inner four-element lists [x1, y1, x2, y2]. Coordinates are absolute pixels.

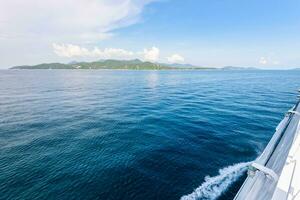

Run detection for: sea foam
[[180, 161, 251, 200]]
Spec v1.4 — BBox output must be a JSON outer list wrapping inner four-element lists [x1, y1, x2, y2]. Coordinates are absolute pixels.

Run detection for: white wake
[[180, 161, 251, 200]]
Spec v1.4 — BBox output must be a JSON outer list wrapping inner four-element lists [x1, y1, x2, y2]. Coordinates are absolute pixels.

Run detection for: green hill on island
[[11, 59, 212, 70]]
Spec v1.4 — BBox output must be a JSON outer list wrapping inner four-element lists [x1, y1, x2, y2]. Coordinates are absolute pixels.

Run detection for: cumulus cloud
[[0, 0, 156, 42], [53, 43, 160, 61], [259, 57, 268, 65], [167, 54, 185, 63], [259, 56, 280, 66], [143, 47, 160, 62], [53, 43, 135, 59], [53, 44, 90, 57], [0, 0, 160, 67]]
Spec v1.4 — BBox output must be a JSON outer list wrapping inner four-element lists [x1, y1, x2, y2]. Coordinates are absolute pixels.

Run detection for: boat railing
[[234, 90, 300, 200]]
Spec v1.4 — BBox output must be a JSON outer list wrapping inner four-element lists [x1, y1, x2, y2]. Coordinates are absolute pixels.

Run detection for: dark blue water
[[0, 70, 299, 200]]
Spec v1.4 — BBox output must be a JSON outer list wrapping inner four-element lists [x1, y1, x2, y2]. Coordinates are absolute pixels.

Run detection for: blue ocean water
[[0, 70, 299, 200]]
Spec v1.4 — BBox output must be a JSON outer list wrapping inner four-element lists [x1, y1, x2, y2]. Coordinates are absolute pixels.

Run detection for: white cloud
[[259, 57, 268, 65], [53, 43, 135, 59], [0, 0, 156, 42], [97, 48, 135, 59], [259, 56, 280, 66], [0, 0, 160, 67], [53, 44, 90, 57], [167, 54, 185, 63], [53, 43, 161, 61], [143, 47, 160, 62]]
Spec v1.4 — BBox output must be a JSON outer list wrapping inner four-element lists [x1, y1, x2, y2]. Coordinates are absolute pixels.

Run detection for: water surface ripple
[[0, 70, 299, 200]]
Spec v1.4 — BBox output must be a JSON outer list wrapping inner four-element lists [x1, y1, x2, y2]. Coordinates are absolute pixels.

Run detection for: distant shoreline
[[10, 59, 260, 71], [10, 68, 216, 71]]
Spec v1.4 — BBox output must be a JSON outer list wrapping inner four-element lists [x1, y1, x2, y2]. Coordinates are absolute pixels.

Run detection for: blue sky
[[1, 0, 300, 68]]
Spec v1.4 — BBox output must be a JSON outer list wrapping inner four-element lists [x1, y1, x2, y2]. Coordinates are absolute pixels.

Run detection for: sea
[[1, 69, 300, 200]]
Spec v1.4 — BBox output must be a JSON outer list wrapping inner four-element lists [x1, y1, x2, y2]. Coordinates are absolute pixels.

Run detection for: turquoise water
[[0, 70, 299, 200]]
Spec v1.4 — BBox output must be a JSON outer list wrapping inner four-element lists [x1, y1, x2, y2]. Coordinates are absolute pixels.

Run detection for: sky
[[0, 0, 300, 69]]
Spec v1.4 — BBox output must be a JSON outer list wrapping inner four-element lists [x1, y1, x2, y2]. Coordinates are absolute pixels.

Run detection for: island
[[11, 59, 261, 70], [11, 59, 212, 70]]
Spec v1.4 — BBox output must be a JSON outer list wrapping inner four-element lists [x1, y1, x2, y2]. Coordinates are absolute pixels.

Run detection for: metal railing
[[234, 90, 300, 200]]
